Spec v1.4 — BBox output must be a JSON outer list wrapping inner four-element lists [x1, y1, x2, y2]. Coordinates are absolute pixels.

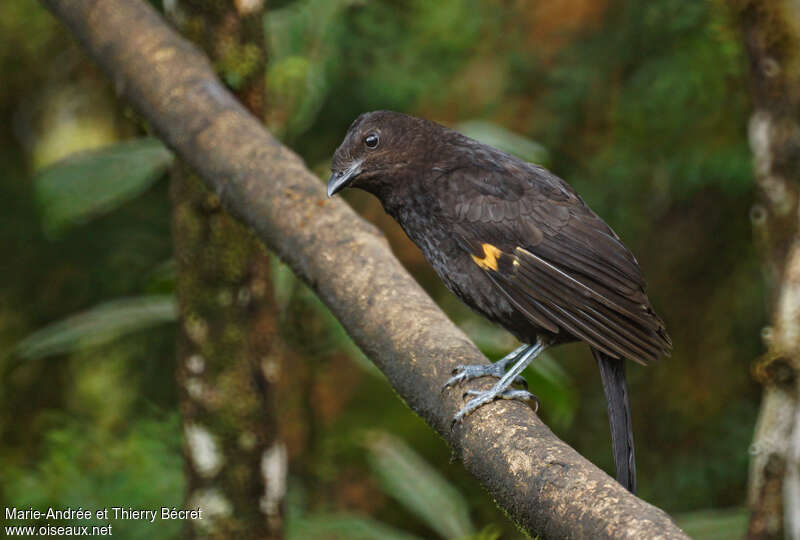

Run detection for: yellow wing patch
[[471, 243, 503, 271]]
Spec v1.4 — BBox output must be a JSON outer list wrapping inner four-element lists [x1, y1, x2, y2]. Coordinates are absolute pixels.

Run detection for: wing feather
[[495, 256, 659, 363], [483, 271, 560, 334], [449, 163, 670, 364]]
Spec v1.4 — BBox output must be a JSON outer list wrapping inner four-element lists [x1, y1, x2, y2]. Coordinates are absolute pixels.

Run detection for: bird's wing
[[447, 164, 671, 364]]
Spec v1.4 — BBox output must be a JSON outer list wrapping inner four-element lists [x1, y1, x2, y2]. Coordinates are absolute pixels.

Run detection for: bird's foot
[[442, 363, 527, 391], [451, 387, 538, 427]]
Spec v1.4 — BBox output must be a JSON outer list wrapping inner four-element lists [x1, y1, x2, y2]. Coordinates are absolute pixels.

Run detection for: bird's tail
[[593, 349, 636, 493]]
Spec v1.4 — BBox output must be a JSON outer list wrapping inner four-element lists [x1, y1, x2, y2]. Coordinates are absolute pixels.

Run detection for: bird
[[327, 110, 671, 493]]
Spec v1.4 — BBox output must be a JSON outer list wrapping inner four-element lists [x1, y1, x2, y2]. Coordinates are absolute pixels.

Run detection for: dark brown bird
[[327, 110, 671, 493]]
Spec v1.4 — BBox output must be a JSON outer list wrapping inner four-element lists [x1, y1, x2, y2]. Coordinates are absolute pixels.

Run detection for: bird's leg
[[451, 338, 549, 426], [443, 344, 529, 391]]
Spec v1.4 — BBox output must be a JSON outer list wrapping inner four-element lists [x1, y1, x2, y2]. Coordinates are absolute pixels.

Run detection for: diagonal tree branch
[[41, 0, 687, 537]]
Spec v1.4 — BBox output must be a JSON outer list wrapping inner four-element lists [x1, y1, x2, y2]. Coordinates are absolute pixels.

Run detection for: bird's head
[[327, 110, 431, 198]]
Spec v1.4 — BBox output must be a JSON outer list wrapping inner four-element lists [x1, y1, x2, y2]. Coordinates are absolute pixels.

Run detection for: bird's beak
[[327, 161, 362, 197]]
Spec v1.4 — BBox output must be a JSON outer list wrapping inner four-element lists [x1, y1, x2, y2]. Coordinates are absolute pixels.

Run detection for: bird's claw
[[450, 388, 539, 428], [442, 363, 527, 393]]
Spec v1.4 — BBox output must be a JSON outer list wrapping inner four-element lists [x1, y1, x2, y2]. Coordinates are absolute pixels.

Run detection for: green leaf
[[673, 508, 749, 540], [266, 55, 328, 138], [366, 432, 475, 539], [464, 524, 502, 540], [264, 0, 360, 139], [265, 0, 358, 60], [270, 254, 382, 377], [2, 413, 184, 540], [522, 353, 578, 430], [14, 295, 177, 359], [456, 121, 550, 166], [35, 137, 173, 236], [288, 513, 423, 540]]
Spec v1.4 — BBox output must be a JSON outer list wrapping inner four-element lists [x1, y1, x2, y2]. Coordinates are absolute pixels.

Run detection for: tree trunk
[[169, 1, 285, 538], [739, 1, 800, 538]]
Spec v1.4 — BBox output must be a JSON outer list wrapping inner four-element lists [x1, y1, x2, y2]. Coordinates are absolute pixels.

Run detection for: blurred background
[[0, 0, 766, 538]]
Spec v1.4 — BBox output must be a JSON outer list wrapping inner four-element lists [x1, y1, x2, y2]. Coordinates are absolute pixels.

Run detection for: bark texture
[[41, 0, 688, 537], [169, 0, 284, 538], [738, 1, 800, 538], [173, 173, 284, 538]]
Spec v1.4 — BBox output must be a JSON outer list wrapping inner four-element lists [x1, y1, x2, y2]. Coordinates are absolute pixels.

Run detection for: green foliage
[[366, 432, 475, 539], [266, 54, 324, 137], [467, 525, 502, 540], [288, 513, 423, 540], [265, 0, 358, 139], [14, 295, 176, 360], [3, 413, 184, 540], [330, 0, 487, 111], [456, 121, 550, 166], [0, 2, 58, 105], [674, 507, 749, 540], [270, 255, 380, 376], [289, 432, 502, 540], [523, 354, 578, 429], [34, 138, 172, 236], [541, 0, 751, 219]]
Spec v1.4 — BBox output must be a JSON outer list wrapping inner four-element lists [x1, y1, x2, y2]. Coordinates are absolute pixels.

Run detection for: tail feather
[[593, 349, 636, 493]]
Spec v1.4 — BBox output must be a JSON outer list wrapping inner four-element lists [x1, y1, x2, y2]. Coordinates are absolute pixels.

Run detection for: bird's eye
[[364, 133, 380, 149]]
